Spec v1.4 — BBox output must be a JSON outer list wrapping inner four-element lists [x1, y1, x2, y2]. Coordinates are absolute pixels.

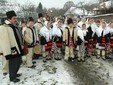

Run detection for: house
[[93, 0, 113, 14], [64, 7, 94, 17]]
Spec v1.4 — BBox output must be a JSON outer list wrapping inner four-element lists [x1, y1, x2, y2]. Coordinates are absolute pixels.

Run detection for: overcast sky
[[8, 0, 98, 8]]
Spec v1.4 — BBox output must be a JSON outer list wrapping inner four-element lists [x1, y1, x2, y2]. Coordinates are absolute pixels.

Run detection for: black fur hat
[[67, 18, 73, 25], [6, 10, 17, 19], [38, 13, 43, 18], [28, 17, 34, 22]]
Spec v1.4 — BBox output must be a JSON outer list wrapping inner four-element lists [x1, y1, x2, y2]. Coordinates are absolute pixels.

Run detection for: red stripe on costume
[[102, 37, 105, 43], [45, 46, 52, 51], [47, 40, 52, 45], [110, 44, 113, 47], [69, 37, 73, 47], [110, 40, 113, 47], [56, 43, 62, 47], [45, 40, 52, 51]]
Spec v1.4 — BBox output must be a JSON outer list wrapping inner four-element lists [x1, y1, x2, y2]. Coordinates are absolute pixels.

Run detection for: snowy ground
[[0, 55, 113, 85], [0, 55, 81, 85]]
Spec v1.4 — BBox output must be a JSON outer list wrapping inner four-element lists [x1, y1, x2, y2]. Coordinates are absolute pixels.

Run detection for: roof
[[87, 13, 113, 18], [100, 1, 113, 9], [65, 7, 94, 16]]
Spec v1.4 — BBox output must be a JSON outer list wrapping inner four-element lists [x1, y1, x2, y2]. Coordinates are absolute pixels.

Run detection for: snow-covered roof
[[65, 7, 94, 16], [100, 1, 113, 9]]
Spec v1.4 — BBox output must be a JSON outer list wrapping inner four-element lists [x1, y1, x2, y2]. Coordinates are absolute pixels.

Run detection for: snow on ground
[[0, 55, 80, 85], [0, 55, 113, 85]]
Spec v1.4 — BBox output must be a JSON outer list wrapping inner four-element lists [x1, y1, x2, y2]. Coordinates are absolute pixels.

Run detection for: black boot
[[32, 61, 36, 64], [10, 78, 20, 83], [16, 73, 22, 77], [68, 57, 74, 62], [3, 73, 7, 76], [33, 54, 40, 60]]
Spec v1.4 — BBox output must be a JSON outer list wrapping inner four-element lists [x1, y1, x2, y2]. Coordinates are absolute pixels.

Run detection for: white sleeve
[[0, 26, 11, 56]]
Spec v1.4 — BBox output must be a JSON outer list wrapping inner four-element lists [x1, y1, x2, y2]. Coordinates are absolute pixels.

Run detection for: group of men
[[0, 10, 113, 83]]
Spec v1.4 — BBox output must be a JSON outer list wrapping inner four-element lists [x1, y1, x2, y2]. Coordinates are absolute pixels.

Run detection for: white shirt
[[40, 26, 52, 42]]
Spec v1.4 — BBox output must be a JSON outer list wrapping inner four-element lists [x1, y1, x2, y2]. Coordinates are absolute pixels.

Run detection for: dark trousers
[[9, 56, 22, 80], [112, 48, 113, 54]]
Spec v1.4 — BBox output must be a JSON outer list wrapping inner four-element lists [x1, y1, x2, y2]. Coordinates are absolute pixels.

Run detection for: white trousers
[[26, 48, 33, 67], [2, 56, 9, 73], [64, 46, 74, 60]]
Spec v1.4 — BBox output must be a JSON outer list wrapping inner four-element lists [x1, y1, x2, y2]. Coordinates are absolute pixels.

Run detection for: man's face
[[69, 23, 74, 28], [28, 21, 34, 27], [40, 17, 43, 22], [9, 16, 17, 25], [21, 23, 26, 27]]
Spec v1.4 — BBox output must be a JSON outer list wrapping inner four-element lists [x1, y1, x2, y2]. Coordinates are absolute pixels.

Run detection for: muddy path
[[65, 57, 111, 85]]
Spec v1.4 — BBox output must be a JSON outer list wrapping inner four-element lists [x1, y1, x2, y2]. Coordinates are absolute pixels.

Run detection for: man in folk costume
[[63, 18, 77, 61], [52, 20, 63, 60], [34, 13, 44, 34], [63, 15, 72, 30], [73, 19, 78, 57], [40, 21, 52, 62], [0, 10, 23, 83], [24, 17, 39, 68], [34, 13, 44, 59], [77, 24, 88, 62], [96, 21, 110, 60]]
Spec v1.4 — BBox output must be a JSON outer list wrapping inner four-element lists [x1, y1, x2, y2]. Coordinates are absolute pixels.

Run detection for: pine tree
[[36, 2, 43, 13]]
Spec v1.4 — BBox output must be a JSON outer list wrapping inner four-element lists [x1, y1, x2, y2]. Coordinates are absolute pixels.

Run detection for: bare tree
[[0, 0, 7, 16], [0, 0, 7, 3], [20, 2, 37, 19]]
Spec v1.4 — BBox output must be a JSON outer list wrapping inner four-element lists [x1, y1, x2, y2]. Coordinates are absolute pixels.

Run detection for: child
[[52, 20, 63, 60], [63, 18, 77, 61], [77, 24, 88, 62], [96, 21, 110, 60], [24, 17, 38, 68]]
